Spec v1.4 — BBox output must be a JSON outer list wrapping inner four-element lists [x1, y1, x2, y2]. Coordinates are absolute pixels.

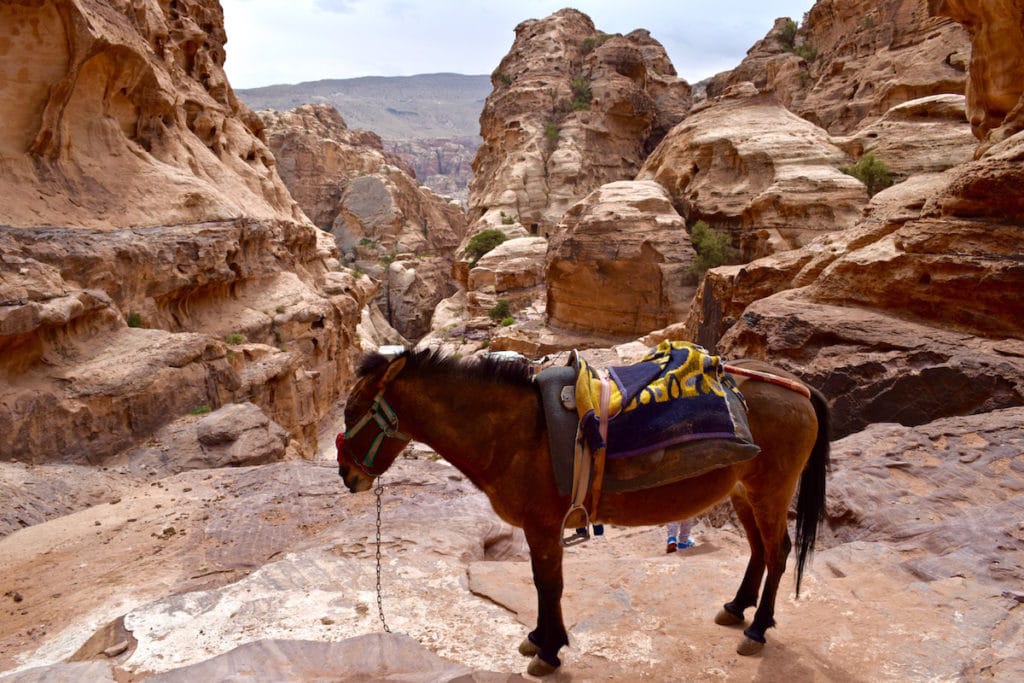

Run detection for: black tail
[[793, 386, 831, 597]]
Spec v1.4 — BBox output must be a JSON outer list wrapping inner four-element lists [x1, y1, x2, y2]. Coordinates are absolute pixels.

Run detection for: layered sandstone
[[931, 0, 1024, 148], [708, 0, 970, 135], [0, 0, 302, 229], [467, 8, 691, 236], [639, 89, 866, 259], [687, 2, 1024, 438], [0, 1, 376, 462], [259, 104, 467, 340], [546, 180, 696, 336]]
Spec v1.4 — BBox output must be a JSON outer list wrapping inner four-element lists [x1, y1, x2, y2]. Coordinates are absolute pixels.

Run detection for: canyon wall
[[0, 0, 376, 462]]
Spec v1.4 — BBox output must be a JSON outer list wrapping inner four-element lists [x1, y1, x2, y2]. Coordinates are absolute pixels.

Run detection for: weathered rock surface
[[708, 1, 971, 136], [1, 436, 1021, 680], [384, 137, 478, 204], [0, 0, 303, 230], [833, 94, 977, 178], [931, 0, 1024, 147], [546, 180, 696, 337], [468, 8, 691, 236], [640, 91, 866, 259], [466, 237, 548, 319], [258, 104, 468, 340], [718, 293, 1024, 437], [0, 221, 373, 461]]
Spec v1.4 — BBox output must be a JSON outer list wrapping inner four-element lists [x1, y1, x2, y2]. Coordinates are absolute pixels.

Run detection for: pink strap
[[724, 364, 812, 399]]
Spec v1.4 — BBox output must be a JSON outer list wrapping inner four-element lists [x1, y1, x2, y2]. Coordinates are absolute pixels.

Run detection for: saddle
[[535, 341, 761, 545]]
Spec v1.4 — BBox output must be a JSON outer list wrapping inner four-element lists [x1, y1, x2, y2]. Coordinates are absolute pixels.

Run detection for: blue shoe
[[678, 538, 696, 550], [666, 536, 677, 554]]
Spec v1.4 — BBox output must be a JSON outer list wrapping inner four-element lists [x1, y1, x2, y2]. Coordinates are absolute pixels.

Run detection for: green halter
[[343, 391, 411, 474]]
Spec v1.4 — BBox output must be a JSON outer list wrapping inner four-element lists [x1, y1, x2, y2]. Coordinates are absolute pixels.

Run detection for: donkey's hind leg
[[737, 499, 793, 655], [716, 489, 764, 627]]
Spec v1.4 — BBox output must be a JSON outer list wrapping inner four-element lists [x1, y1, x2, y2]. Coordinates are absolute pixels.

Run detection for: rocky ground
[[2, 411, 1021, 681]]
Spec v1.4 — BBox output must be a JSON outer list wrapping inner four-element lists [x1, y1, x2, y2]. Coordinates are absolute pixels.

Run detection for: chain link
[[374, 477, 391, 633]]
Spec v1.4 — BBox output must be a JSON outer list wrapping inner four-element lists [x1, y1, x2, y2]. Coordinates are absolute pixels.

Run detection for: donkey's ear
[[381, 356, 407, 383]]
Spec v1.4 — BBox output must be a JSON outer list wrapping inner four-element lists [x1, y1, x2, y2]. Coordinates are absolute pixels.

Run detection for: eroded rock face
[[0, 0, 303, 229], [931, 0, 1024, 148], [0, 2, 374, 461], [468, 8, 691, 235], [546, 180, 696, 336], [718, 293, 1024, 438], [708, 0, 971, 136], [0, 222, 375, 462], [640, 91, 866, 259], [258, 104, 468, 341]]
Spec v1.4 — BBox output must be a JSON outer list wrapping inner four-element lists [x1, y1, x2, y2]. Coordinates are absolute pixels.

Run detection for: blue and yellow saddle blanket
[[576, 341, 755, 459]]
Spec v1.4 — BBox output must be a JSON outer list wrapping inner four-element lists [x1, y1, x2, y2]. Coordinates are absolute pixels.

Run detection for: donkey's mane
[[357, 347, 534, 387]]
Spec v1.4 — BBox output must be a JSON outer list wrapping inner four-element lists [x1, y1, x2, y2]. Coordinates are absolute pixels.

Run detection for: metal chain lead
[[374, 477, 391, 633]]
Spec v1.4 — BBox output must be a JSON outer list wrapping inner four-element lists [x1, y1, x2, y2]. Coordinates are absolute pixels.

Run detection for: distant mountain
[[235, 73, 491, 141]]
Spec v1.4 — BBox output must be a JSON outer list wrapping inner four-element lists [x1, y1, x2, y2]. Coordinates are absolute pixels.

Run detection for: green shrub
[[224, 332, 246, 345], [126, 312, 143, 328], [500, 317, 515, 327], [495, 71, 513, 86], [500, 211, 515, 225], [778, 19, 798, 49], [571, 76, 592, 111], [793, 44, 818, 62], [581, 32, 611, 55], [840, 153, 894, 197], [689, 221, 740, 278], [191, 405, 212, 415], [465, 229, 508, 266], [488, 299, 511, 322], [544, 120, 560, 144]]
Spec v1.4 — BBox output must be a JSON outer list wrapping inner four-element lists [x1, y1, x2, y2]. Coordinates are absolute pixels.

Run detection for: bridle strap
[[343, 391, 411, 474]]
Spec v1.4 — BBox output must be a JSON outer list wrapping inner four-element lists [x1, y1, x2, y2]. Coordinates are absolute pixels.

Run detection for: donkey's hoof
[[715, 608, 744, 626], [518, 637, 539, 657], [527, 655, 560, 677], [736, 636, 765, 656]]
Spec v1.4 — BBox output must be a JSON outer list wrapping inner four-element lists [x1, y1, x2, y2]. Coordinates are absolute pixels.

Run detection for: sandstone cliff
[[685, 2, 1024, 438], [258, 104, 467, 340], [0, 0, 377, 462], [467, 8, 692, 235], [708, 0, 971, 135]]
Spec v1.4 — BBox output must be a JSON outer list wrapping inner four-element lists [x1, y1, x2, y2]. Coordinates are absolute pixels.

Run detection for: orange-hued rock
[[0, 0, 303, 229], [930, 0, 1024, 148], [468, 8, 691, 236], [708, 1, 970, 135], [0, 1, 375, 462], [640, 91, 866, 259], [546, 180, 696, 337]]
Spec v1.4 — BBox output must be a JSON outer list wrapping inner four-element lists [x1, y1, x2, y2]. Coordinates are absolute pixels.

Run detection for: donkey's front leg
[[519, 525, 569, 676]]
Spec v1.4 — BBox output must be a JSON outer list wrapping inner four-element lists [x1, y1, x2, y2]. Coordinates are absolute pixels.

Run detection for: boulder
[[546, 180, 696, 336], [640, 92, 866, 259]]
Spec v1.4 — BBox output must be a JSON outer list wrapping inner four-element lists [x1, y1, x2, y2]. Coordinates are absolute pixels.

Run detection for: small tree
[[778, 19, 798, 49], [840, 153, 894, 197], [465, 229, 508, 266], [571, 76, 592, 111], [689, 221, 740, 278]]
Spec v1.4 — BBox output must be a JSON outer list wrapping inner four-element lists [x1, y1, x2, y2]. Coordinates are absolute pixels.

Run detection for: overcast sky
[[220, 1, 817, 89]]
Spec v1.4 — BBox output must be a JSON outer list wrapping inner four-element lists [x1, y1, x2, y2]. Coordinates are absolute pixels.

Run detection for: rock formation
[[686, 1, 1024, 438], [546, 180, 696, 337], [0, 0, 381, 462], [258, 104, 467, 341], [640, 89, 867, 259], [708, 0, 971, 135], [468, 8, 692, 235], [383, 137, 478, 203], [931, 0, 1024, 150]]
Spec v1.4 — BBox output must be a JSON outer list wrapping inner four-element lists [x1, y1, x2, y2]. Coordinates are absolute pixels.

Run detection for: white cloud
[[220, 0, 816, 89]]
